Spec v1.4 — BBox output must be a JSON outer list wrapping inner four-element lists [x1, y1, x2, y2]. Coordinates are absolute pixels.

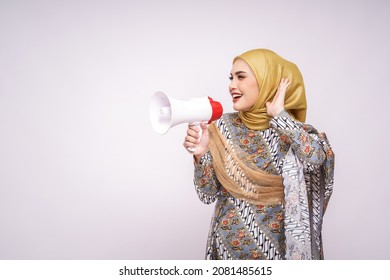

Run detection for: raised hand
[[266, 78, 291, 118]]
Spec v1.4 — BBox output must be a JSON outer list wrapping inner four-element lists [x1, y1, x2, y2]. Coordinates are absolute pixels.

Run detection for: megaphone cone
[[149, 91, 223, 135]]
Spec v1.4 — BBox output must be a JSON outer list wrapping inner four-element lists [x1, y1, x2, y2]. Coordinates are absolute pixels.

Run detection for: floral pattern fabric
[[194, 111, 334, 260]]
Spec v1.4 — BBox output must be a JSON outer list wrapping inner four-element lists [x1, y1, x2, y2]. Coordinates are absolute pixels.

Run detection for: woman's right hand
[[183, 122, 209, 163]]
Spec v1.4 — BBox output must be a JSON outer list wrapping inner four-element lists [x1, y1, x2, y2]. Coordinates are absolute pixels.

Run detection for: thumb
[[200, 122, 208, 133], [199, 122, 209, 142]]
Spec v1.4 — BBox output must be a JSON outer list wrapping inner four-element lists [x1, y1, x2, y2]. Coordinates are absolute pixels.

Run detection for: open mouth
[[232, 93, 242, 102]]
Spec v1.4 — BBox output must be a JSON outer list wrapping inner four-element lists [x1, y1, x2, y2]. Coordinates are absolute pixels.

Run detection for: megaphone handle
[[186, 122, 201, 154]]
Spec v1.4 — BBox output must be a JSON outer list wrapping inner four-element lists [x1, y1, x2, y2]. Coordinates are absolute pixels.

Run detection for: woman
[[183, 49, 334, 260]]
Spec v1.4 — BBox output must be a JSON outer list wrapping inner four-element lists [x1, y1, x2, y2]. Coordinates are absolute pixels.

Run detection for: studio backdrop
[[0, 0, 389, 259]]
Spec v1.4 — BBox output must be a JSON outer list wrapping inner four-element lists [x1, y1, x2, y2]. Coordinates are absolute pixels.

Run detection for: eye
[[238, 75, 245, 80], [228, 75, 233, 81]]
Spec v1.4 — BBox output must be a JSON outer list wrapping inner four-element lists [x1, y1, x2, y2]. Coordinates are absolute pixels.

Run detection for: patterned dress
[[194, 111, 334, 260]]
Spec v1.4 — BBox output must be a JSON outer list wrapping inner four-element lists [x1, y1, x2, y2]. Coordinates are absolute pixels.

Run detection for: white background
[[0, 0, 389, 259]]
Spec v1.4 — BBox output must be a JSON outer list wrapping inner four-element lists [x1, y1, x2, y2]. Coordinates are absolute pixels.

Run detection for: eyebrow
[[230, 71, 247, 76]]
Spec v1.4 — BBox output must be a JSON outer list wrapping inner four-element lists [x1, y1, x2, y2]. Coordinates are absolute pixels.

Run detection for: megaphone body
[[149, 91, 223, 135]]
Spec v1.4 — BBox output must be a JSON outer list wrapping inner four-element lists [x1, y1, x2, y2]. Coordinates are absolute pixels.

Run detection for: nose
[[229, 79, 237, 92]]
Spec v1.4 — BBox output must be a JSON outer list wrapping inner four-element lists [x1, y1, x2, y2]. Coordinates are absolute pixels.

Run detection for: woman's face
[[229, 58, 259, 111]]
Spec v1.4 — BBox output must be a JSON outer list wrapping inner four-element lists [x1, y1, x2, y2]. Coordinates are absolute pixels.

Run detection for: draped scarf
[[208, 122, 284, 205]]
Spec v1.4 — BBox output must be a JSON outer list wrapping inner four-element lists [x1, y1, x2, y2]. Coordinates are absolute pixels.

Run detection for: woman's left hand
[[266, 78, 291, 117]]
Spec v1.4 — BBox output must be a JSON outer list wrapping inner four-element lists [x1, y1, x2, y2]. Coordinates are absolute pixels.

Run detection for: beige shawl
[[208, 122, 283, 205]]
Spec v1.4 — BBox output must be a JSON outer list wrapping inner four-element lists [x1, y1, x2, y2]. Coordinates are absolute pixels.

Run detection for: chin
[[233, 104, 250, 112], [232, 103, 242, 111]]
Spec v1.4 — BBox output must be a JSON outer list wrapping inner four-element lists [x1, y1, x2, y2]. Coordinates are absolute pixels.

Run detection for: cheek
[[250, 81, 259, 100], [248, 86, 259, 104]]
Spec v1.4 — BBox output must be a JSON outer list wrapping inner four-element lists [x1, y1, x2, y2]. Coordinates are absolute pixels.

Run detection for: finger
[[277, 79, 289, 95], [272, 87, 287, 107], [184, 142, 198, 153], [184, 136, 199, 148], [188, 124, 200, 133], [187, 128, 200, 139], [282, 78, 291, 88], [275, 92, 286, 105], [185, 133, 200, 146], [183, 136, 199, 147]]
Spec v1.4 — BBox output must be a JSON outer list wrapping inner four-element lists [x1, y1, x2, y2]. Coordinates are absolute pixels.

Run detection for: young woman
[[183, 49, 335, 260]]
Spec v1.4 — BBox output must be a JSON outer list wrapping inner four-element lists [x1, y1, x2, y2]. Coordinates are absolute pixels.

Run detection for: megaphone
[[149, 91, 223, 135]]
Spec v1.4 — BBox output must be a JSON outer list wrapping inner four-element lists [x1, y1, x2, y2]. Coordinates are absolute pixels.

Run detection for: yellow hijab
[[235, 49, 307, 130]]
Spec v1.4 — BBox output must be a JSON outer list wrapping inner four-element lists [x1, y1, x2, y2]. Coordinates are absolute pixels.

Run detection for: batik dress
[[194, 111, 334, 260]]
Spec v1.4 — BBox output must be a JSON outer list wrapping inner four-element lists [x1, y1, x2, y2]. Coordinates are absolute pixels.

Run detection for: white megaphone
[[149, 91, 223, 152]]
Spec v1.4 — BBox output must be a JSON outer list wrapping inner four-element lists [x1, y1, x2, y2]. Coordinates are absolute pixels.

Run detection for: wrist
[[193, 154, 202, 164]]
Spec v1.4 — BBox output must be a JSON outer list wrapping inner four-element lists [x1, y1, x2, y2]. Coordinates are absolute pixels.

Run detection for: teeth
[[232, 94, 242, 98]]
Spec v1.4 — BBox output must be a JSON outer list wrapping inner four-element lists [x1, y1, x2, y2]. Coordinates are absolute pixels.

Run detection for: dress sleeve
[[270, 110, 335, 212], [193, 151, 221, 204], [269, 110, 327, 166]]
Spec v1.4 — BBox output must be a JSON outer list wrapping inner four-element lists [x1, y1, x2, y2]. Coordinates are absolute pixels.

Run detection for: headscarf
[[235, 49, 307, 130]]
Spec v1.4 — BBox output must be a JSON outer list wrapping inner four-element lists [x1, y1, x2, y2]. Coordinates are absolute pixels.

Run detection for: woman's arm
[[184, 123, 221, 204], [269, 111, 328, 166], [193, 151, 221, 204], [266, 78, 334, 166]]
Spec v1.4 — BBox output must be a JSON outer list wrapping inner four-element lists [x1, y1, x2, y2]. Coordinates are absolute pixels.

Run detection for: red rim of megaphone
[[208, 97, 223, 123]]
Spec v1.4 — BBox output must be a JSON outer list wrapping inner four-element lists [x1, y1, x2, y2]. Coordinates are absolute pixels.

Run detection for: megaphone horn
[[149, 91, 223, 135]]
